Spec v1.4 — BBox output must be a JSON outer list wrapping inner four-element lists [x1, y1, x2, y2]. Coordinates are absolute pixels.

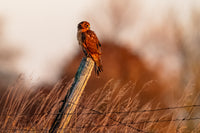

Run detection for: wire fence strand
[[1, 104, 200, 132], [1, 104, 200, 116], [1, 117, 200, 131]]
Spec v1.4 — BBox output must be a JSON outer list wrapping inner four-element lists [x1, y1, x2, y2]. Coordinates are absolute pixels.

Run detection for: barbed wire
[[1, 117, 200, 132], [1, 104, 200, 117], [1, 104, 200, 132], [82, 104, 147, 133], [63, 116, 200, 129]]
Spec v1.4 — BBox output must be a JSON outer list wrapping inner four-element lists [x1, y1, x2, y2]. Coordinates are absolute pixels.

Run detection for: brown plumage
[[77, 21, 103, 75]]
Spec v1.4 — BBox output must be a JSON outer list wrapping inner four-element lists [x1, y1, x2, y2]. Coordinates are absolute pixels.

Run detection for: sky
[[0, 0, 199, 84]]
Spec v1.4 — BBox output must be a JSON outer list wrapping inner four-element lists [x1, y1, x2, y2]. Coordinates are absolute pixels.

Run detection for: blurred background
[[0, 0, 200, 103]]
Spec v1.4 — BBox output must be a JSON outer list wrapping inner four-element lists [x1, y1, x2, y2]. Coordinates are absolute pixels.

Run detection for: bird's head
[[78, 21, 90, 32]]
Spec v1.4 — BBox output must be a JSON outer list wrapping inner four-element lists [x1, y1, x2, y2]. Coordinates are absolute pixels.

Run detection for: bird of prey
[[77, 21, 103, 75]]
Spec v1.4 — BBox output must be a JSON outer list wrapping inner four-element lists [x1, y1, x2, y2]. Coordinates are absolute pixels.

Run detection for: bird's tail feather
[[88, 53, 103, 76], [95, 63, 103, 76], [93, 55, 103, 76]]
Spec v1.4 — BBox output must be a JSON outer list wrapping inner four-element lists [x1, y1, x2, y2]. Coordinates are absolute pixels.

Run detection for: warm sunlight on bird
[[77, 21, 103, 76]]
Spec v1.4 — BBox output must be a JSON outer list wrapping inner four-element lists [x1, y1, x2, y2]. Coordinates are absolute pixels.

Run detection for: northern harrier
[[77, 21, 103, 75]]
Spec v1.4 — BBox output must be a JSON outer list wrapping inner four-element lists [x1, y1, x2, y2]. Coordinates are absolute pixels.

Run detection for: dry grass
[[1, 77, 200, 133], [0, 77, 72, 132]]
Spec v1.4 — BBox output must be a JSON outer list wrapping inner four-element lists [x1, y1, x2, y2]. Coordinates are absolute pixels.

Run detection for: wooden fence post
[[49, 57, 94, 133]]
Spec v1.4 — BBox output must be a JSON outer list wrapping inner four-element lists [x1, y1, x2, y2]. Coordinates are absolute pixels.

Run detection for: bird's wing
[[84, 30, 101, 54]]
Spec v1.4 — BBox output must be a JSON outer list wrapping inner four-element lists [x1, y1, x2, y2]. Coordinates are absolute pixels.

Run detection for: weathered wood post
[[49, 57, 94, 133]]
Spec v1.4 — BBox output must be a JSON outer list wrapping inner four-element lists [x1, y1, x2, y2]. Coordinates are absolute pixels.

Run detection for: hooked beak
[[87, 25, 90, 30]]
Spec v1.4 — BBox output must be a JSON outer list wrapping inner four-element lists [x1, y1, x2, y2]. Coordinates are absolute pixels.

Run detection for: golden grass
[[0, 78, 200, 133]]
